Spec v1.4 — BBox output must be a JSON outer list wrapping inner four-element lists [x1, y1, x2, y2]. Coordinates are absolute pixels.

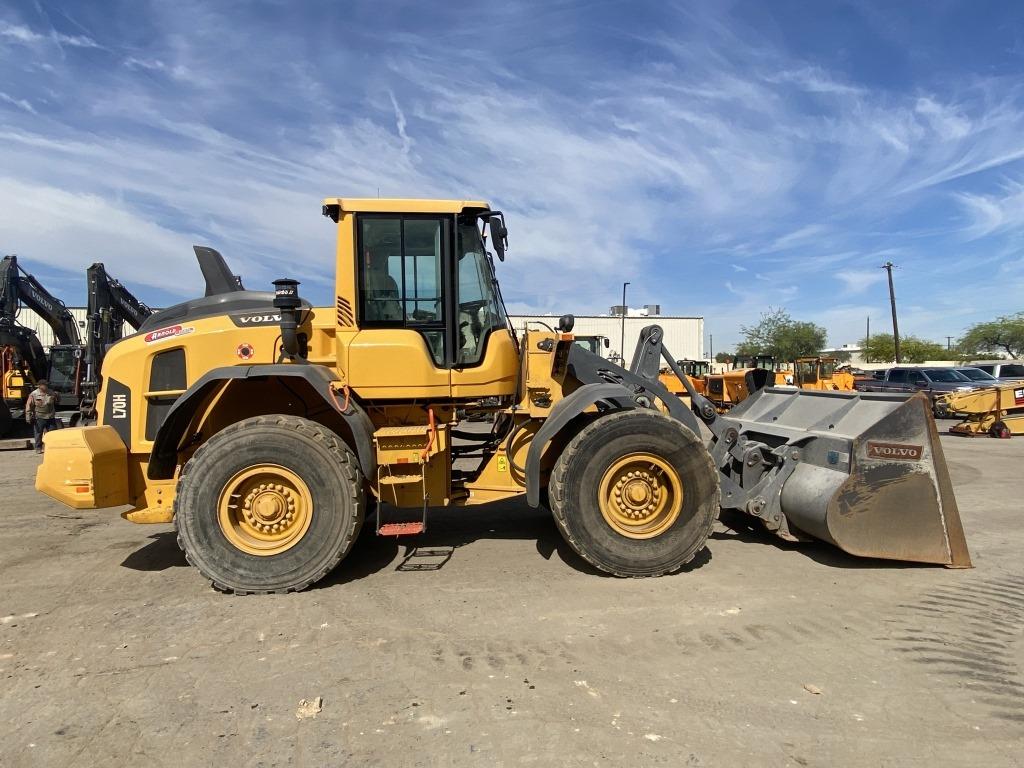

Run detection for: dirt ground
[[1, 434, 1022, 767]]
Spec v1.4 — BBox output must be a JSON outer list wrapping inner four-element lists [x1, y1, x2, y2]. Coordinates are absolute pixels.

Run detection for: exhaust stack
[[272, 278, 302, 361]]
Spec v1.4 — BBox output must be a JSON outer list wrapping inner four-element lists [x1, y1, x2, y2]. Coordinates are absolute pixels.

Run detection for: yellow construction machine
[[793, 357, 855, 391], [1, 341, 38, 439], [941, 383, 1024, 438], [703, 355, 776, 410], [36, 199, 970, 593], [657, 359, 710, 401]]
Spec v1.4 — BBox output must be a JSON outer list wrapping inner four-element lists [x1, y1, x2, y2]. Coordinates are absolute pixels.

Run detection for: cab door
[[449, 215, 518, 398], [346, 214, 452, 399]]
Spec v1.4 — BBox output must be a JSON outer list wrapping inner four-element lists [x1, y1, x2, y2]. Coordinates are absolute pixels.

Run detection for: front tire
[[549, 410, 719, 577], [174, 415, 364, 594]]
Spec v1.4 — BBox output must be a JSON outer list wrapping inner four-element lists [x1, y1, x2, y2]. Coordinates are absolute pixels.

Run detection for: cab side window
[[358, 215, 447, 365]]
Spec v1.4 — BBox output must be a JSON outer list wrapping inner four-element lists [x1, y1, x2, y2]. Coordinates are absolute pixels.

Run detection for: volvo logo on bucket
[[865, 442, 923, 461]]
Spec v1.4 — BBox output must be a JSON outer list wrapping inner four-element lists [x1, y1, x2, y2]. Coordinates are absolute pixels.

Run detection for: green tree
[[958, 312, 1024, 359], [739, 308, 827, 363], [714, 352, 733, 364], [859, 333, 949, 364]]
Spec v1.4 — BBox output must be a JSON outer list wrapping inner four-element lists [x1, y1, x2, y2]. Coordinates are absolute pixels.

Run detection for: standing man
[[26, 379, 59, 454]]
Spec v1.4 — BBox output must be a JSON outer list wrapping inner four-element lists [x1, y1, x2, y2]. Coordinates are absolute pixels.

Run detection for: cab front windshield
[[796, 360, 817, 383], [457, 217, 507, 366]]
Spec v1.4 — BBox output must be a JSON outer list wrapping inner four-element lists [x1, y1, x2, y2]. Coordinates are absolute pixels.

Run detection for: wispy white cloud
[[387, 90, 412, 158], [0, 176, 197, 293], [954, 179, 1024, 239], [769, 224, 827, 251], [0, 91, 36, 114], [914, 96, 971, 141], [124, 56, 190, 81], [836, 269, 885, 294], [767, 66, 865, 96], [0, 20, 100, 49]]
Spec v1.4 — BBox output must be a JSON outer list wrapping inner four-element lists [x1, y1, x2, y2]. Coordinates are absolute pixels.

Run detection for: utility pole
[[882, 262, 900, 363], [620, 282, 630, 365], [709, 334, 713, 362], [865, 316, 870, 363], [946, 336, 953, 353]]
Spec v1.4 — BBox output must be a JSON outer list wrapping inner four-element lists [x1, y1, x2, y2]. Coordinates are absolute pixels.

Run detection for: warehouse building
[[510, 305, 704, 363], [12, 307, 90, 349]]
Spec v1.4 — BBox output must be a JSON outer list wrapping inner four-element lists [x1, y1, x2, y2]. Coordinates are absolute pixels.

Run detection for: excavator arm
[[83, 264, 152, 385], [87, 263, 152, 331], [2, 255, 81, 347], [80, 264, 153, 417], [0, 255, 18, 323]]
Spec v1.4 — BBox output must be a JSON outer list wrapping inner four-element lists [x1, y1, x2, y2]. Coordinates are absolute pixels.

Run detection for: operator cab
[[322, 199, 519, 400], [350, 209, 508, 367]]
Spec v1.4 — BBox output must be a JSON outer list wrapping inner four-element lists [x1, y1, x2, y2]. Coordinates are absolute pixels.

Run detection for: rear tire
[[549, 410, 719, 577], [174, 415, 364, 594]]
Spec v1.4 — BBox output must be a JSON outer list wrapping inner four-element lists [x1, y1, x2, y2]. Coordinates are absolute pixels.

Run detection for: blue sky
[[2, 1, 1023, 351]]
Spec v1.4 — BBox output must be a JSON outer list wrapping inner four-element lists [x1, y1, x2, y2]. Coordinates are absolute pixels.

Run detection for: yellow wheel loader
[[36, 199, 970, 593], [703, 355, 777, 410], [793, 356, 856, 391], [657, 359, 710, 402]]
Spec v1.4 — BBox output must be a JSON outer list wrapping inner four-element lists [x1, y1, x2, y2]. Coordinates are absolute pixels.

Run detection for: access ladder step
[[377, 521, 426, 537]]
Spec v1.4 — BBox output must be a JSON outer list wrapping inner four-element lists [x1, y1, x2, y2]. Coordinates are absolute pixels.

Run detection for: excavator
[[0, 255, 84, 437], [940, 383, 1024, 438], [0, 327, 45, 441], [0, 256, 152, 437], [36, 199, 969, 594], [80, 263, 153, 418]]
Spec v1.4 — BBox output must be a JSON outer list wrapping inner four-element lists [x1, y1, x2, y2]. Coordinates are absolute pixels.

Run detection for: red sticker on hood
[[144, 325, 195, 344]]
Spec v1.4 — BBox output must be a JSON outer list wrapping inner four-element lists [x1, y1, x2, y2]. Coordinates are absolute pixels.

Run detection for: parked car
[[854, 367, 986, 416], [954, 367, 999, 383], [969, 361, 1024, 380]]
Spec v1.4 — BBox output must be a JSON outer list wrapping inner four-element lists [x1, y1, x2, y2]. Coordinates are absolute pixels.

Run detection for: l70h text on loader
[[37, 199, 970, 593]]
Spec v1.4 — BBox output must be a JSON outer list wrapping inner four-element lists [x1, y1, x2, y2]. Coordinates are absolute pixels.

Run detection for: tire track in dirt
[[893, 573, 1024, 723]]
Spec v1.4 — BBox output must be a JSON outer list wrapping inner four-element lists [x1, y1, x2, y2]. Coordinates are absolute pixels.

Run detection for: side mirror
[[488, 215, 508, 261]]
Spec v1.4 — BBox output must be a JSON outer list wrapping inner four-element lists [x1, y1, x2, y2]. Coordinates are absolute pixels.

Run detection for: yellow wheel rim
[[217, 465, 313, 556], [598, 453, 683, 539]]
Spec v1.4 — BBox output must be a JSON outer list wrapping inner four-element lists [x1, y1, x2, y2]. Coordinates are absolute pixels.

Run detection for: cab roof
[[322, 198, 489, 214]]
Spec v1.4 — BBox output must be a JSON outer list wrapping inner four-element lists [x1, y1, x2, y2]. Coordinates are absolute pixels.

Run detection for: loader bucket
[[723, 388, 971, 567]]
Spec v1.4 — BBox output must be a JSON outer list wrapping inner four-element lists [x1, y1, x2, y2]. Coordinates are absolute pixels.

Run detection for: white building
[[11, 307, 89, 349], [821, 344, 866, 366], [511, 306, 704, 363]]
